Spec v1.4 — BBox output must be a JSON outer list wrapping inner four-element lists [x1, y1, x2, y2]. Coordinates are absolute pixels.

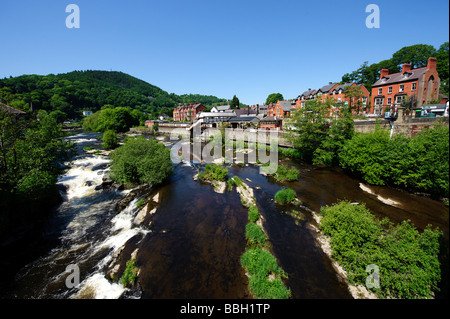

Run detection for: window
[[399, 84, 404, 92], [412, 82, 416, 90], [375, 98, 383, 105], [396, 96, 405, 104], [378, 88, 382, 95], [387, 97, 392, 105], [362, 97, 367, 104]]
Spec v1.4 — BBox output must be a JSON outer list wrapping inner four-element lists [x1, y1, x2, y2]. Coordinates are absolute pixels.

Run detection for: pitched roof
[[234, 109, 257, 117], [0, 102, 26, 114], [317, 83, 338, 93], [298, 89, 315, 99], [372, 68, 429, 87], [175, 103, 204, 110], [278, 101, 292, 111], [332, 82, 354, 93]]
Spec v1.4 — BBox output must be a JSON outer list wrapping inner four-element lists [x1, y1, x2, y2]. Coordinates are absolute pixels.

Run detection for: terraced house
[[294, 89, 316, 110], [328, 83, 370, 116], [173, 103, 206, 122], [267, 100, 294, 118], [371, 57, 441, 115]]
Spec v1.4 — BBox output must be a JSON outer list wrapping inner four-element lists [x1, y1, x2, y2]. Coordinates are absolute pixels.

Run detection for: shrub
[[339, 124, 449, 198], [245, 222, 267, 246], [110, 136, 173, 186], [240, 247, 291, 299], [102, 129, 119, 150], [320, 201, 443, 299], [248, 205, 260, 223], [240, 247, 286, 279], [198, 164, 228, 182], [274, 188, 296, 204], [274, 165, 299, 182], [120, 258, 139, 287]]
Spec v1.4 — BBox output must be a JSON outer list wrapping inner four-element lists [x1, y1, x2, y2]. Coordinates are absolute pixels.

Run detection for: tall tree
[[230, 95, 240, 109], [392, 44, 436, 69], [288, 99, 331, 162], [265, 93, 284, 105], [436, 42, 449, 97]]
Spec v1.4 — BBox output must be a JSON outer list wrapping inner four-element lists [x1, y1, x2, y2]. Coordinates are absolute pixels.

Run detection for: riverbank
[[4, 132, 448, 299]]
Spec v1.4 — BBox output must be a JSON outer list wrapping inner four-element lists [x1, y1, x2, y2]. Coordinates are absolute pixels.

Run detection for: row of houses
[[255, 56, 445, 119], [167, 57, 444, 128]]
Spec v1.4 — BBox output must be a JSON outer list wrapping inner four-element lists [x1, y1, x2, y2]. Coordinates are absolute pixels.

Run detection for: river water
[[2, 132, 448, 299]]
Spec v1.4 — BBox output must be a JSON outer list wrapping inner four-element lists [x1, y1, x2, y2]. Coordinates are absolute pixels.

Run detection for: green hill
[[0, 70, 228, 119]]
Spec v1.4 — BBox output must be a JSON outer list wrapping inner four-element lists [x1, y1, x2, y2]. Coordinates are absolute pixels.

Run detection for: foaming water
[[11, 133, 148, 299]]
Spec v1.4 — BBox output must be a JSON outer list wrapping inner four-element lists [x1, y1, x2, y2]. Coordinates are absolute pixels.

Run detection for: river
[[1, 132, 448, 299]]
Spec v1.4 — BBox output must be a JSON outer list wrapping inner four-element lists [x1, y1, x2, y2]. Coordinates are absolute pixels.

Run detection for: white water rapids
[[13, 133, 149, 299]]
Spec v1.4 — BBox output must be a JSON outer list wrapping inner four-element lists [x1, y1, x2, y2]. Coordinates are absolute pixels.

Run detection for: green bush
[[248, 205, 260, 223], [102, 129, 119, 150], [248, 274, 291, 299], [240, 247, 291, 299], [198, 164, 228, 182], [339, 124, 449, 198], [274, 188, 296, 204], [120, 258, 139, 287], [110, 136, 173, 186], [245, 222, 267, 246], [274, 165, 299, 182], [320, 201, 443, 299]]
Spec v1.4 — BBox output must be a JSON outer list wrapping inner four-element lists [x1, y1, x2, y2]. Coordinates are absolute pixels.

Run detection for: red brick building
[[371, 57, 441, 115], [315, 83, 339, 102], [173, 103, 206, 122], [267, 100, 293, 118], [294, 89, 316, 110], [328, 83, 370, 115]]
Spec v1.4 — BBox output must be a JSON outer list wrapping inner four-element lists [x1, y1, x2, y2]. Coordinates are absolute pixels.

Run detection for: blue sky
[[0, 0, 448, 105]]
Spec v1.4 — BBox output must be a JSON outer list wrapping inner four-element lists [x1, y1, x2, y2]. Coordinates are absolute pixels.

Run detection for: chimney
[[427, 57, 437, 70], [380, 69, 389, 79], [402, 63, 411, 73]]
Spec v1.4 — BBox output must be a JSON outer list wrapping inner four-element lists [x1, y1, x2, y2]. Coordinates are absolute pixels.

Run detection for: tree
[[314, 106, 354, 166], [265, 93, 284, 105], [392, 44, 436, 69], [1, 110, 74, 238], [49, 110, 67, 123], [102, 130, 119, 150], [110, 136, 173, 186], [230, 95, 240, 109], [343, 86, 364, 114], [436, 42, 449, 97], [288, 99, 331, 162]]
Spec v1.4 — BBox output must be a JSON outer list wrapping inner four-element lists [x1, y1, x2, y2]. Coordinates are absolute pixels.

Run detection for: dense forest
[[0, 70, 228, 120]]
